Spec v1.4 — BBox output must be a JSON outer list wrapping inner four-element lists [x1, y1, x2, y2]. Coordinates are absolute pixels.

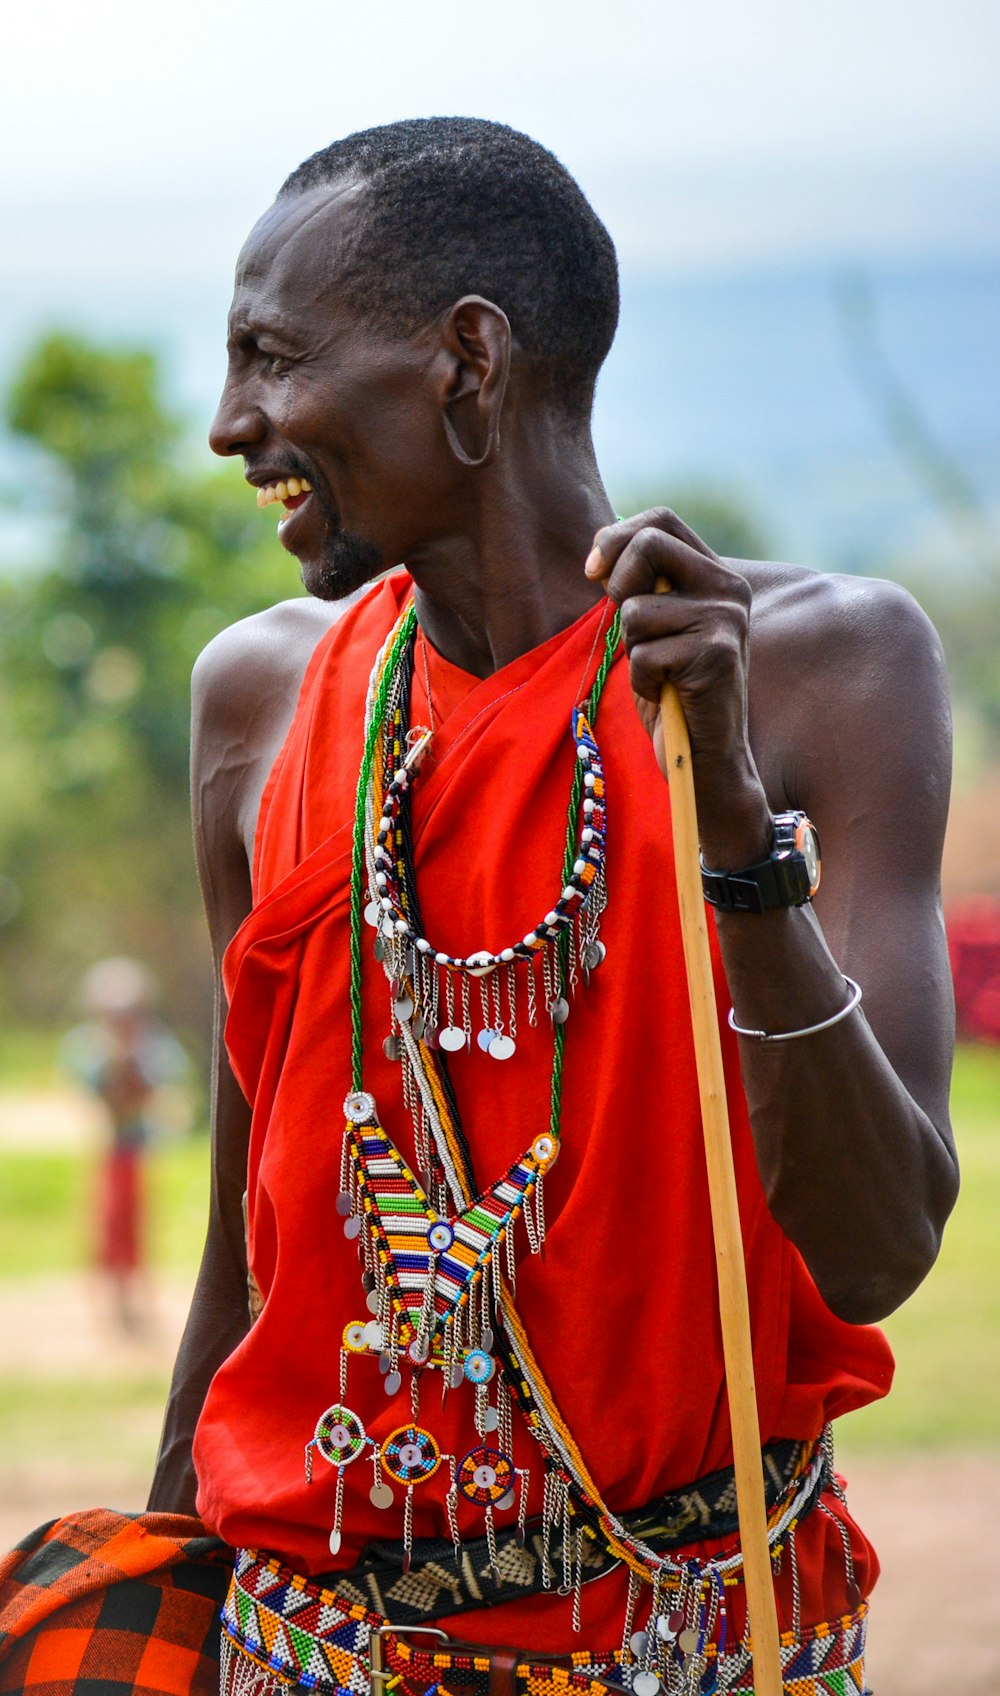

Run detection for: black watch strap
[[700, 812, 820, 914]]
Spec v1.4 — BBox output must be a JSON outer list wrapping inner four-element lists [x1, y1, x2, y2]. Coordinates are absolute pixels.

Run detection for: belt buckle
[[370, 1624, 449, 1683]]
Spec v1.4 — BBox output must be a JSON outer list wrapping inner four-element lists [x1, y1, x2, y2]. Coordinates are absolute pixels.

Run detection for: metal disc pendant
[[488, 1034, 516, 1060], [364, 901, 380, 928], [439, 1026, 467, 1052], [632, 1674, 661, 1696], [480, 1326, 494, 1352], [412, 1013, 426, 1039], [335, 1192, 353, 1217], [384, 1371, 402, 1397], [362, 1319, 384, 1349], [678, 1629, 699, 1655], [549, 997, 570, 1025], [482, 1405, 500, 1432], [477, 1028, 499, 1052], [450, 1361, 466, 1390], [373, 935, 387, 962], [370, 1482, 394, 1510], [328, 1528, 342, 1556], [366, 1290, 381, 1315], [383, 1034, 401, 1061], [630, 1632, 648, 1659], [343, 1216, 361, 1240], [362, 1270, 377, 1294], [394, 995, 414, 1022], [584, 940, 606, 970]]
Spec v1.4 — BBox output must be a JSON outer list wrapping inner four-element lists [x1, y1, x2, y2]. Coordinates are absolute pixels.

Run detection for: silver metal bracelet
[[728, 975, 863, 1042]]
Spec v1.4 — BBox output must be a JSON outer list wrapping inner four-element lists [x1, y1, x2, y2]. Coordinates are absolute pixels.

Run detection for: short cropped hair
[[279, 117, 619, 419]]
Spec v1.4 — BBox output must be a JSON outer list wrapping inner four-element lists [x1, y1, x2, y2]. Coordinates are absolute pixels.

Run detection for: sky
[[1, 0, 997, 569], [4, 0, 998, 290]]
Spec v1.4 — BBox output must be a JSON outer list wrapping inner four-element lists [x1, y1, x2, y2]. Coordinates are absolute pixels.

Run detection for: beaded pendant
[[307, 606, 614, 1583]]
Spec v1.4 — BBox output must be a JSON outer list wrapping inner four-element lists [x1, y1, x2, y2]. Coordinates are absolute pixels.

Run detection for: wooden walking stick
[[656, 591, 784, 1695]]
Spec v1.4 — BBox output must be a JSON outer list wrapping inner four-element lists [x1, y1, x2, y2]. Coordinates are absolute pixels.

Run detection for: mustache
[[246, 453, 318, 486]]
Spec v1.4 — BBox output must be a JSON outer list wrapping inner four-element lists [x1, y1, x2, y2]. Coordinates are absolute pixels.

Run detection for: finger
[[584, 506, 717, 581], [602, 528, 750, 614], [617, 591, 729, 653], [627, 629, 739, 707]]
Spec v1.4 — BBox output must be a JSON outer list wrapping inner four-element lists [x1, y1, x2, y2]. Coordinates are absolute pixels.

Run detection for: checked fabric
[[0, 1510, 233, 1696]]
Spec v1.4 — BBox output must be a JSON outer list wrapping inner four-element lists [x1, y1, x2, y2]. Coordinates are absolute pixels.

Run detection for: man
[[0, 119, 955, 1696]]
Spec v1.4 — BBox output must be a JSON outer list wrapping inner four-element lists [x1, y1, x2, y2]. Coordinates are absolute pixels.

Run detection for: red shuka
[[193, 575, 893, 1649]]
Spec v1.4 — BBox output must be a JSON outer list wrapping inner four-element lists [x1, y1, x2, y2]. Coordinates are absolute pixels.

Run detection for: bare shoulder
[[735, 558, 950, 812], [192, 596, 340, 726], [740, 556, 945, 675], [191, 596, 345, 868]]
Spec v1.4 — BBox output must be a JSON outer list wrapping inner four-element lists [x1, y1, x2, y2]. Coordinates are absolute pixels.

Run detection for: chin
[[300, 529, 385, 603]]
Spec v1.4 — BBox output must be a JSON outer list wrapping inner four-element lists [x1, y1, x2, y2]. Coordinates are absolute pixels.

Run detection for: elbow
[[813, 1158, 960, 1325], [771, 1135, 960, 1326]]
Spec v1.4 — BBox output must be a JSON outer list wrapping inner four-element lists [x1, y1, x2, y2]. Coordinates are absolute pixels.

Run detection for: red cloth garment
[[97, 1144, 143, 1272], [193, 573, 894, 1649]]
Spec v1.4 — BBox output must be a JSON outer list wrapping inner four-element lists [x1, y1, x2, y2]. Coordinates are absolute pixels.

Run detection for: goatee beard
[[302, 527, 385, 602]]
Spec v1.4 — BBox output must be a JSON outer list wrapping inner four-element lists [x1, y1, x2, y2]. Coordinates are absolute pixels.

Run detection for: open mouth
[[256, 475, 313, 513]]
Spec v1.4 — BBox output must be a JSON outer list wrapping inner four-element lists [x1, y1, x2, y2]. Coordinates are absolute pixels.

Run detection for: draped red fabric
[[193, 573, 893, 1649]]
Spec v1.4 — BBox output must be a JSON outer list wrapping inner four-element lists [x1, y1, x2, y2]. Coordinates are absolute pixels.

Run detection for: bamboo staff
[[656, 589, 784, 1694]]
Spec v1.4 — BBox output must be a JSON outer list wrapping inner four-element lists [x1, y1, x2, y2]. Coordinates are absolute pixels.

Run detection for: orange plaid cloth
[[0, 1510, 233, 1696]]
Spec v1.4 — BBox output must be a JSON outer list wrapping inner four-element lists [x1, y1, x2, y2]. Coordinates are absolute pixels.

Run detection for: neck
[[406, 428, 614, 677]]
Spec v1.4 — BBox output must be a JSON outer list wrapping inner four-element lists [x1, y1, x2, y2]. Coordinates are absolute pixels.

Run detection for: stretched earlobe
[[442, 410, 501, 469]]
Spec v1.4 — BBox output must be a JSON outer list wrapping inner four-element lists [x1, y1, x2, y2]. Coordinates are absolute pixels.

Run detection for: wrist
[[702, 808, 822, 915], [695, 772, 772, 872]]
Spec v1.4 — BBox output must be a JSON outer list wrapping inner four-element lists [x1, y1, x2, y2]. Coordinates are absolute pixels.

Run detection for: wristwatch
[[700, 811, 822, 914]]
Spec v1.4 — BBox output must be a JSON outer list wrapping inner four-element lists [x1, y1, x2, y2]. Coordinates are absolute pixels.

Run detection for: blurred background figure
[[63, 958, 189, 1336]]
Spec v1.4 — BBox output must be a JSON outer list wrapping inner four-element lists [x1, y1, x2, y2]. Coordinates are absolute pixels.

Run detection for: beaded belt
[[219, 1556, 868, 1696], [219, 1436, 842, 1695]]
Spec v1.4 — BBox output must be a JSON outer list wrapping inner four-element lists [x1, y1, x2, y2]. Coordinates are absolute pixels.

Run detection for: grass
[[839, 1041, 1000, 1452], [0, 1135, 209, 1278]]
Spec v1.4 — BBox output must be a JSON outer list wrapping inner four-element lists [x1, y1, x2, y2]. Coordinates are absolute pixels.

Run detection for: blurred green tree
[[0, 332, 302, 1051], [611, 482, 772, 562]]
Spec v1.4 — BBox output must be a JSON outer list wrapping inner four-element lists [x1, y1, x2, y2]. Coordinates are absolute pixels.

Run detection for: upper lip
[[245, 468, 305, 488]]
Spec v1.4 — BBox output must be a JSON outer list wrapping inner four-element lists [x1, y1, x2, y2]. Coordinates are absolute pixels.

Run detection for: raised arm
[[587, 510, 958, 1325]]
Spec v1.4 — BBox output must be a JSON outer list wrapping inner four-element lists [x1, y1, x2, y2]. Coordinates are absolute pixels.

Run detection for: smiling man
[[0, 118, 956, 1696]]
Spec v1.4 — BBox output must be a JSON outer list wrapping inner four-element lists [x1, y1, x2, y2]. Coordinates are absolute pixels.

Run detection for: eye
[[263, 353, 292, 377]]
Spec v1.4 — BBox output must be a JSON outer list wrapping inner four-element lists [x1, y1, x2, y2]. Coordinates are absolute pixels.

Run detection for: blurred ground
[[1, 1052, 998, 1694]]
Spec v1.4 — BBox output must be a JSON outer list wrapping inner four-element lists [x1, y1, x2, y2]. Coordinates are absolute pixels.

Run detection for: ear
[[436, 296, 511, 469]]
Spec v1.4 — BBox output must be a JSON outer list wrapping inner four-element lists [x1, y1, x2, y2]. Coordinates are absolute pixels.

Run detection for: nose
[[209, 369, 265, 459]]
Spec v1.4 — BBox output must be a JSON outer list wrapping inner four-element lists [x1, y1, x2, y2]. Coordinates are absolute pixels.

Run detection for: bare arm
[[589, 512, 957, 1324], [148, 598, 341, 1513], [147, 640, 256, 1513]]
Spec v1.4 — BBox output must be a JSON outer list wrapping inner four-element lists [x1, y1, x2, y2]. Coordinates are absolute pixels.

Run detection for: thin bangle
[[728, 976, 863, 1043]]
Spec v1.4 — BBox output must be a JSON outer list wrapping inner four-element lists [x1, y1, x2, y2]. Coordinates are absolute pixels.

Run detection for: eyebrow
[[226, 312, 297, 354]]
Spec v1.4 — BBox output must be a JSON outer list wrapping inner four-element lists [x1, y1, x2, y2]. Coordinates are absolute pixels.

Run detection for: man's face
[[210, 183, 448, 599]]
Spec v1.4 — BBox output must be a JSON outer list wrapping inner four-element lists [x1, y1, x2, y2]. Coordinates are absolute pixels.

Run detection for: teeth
[[255, 476, 312, 508]]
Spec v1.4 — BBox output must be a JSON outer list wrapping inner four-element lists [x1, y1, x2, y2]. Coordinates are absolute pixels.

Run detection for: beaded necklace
[[305, 600, 817, 1690]]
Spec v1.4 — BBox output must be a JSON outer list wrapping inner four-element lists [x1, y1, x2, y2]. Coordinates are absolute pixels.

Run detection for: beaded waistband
[[219, 1553, 868, 1696], [219, 1435, 837, 1695]]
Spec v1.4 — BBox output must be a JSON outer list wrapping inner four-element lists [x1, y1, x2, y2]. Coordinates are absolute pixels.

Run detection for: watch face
[[795, 818, 822, 894]]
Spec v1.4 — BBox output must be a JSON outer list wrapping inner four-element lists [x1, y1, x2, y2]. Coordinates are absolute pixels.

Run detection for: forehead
[[228, 179, 367, 331]]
